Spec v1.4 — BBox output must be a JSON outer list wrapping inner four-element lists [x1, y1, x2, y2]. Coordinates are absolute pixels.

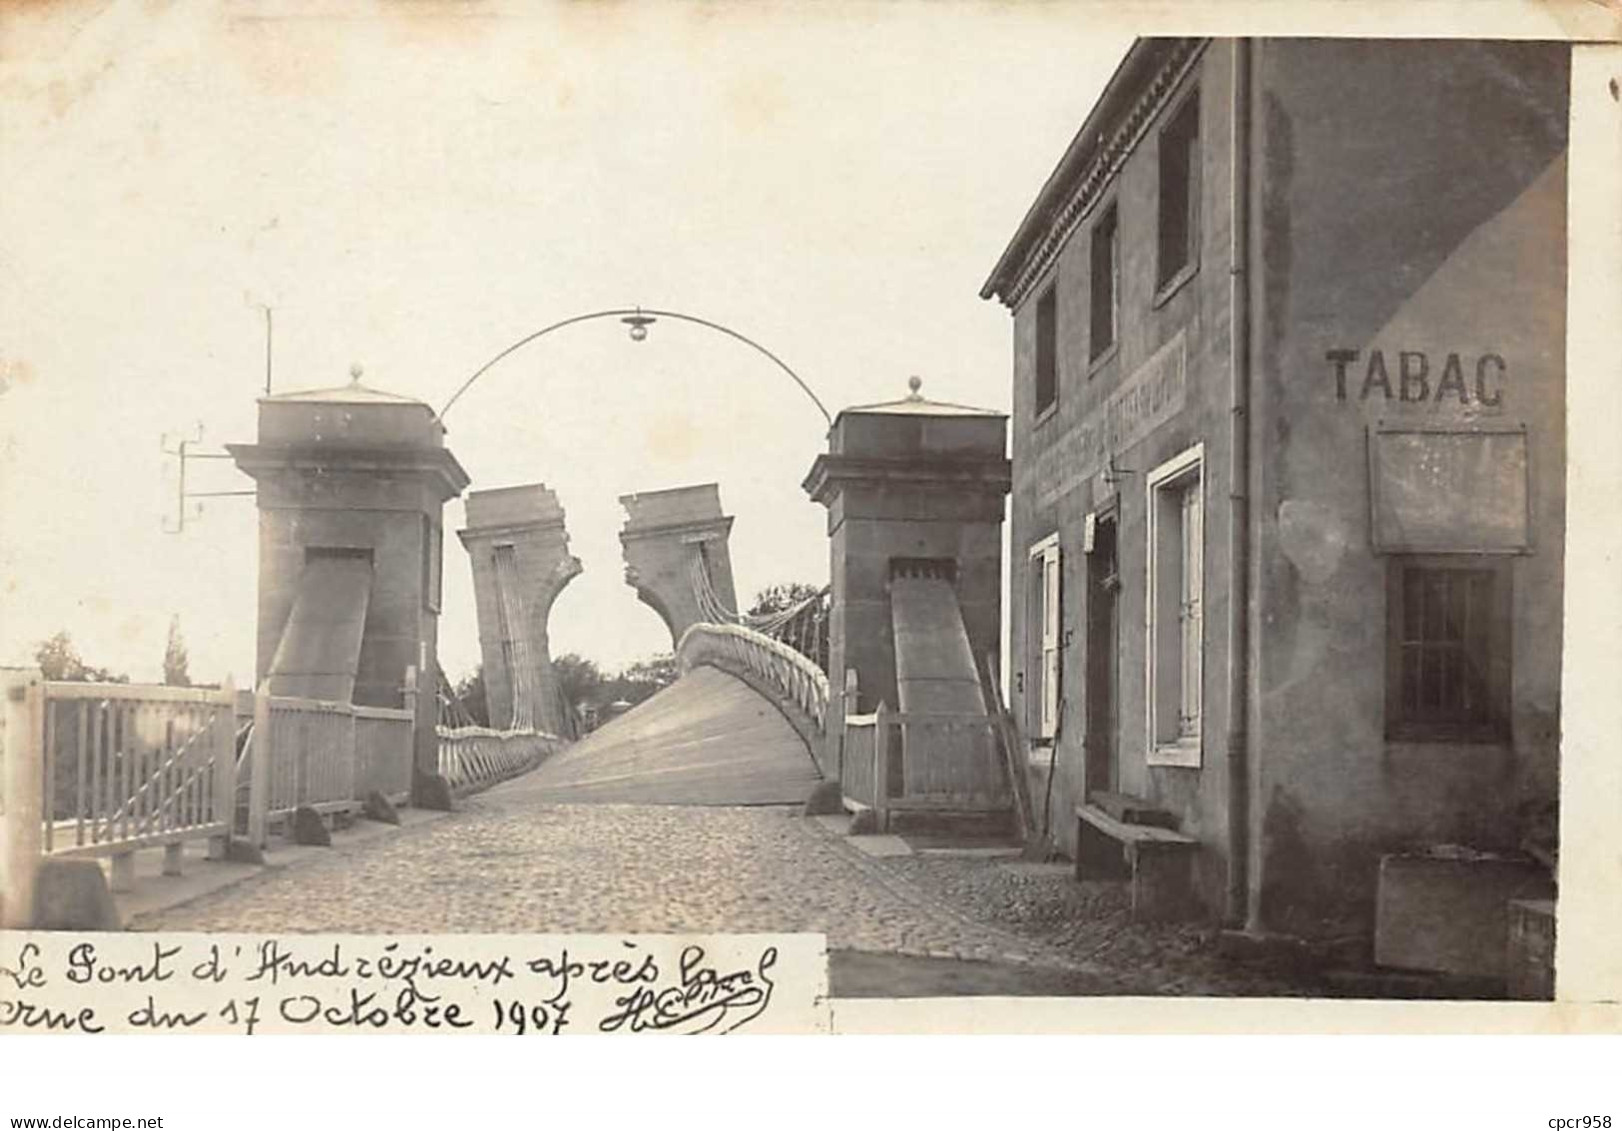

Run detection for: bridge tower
[[457, 484, 582, 736], [228, 368, 470, 802], [803, 378, 1011, 735], [618, 483, 738, 648]]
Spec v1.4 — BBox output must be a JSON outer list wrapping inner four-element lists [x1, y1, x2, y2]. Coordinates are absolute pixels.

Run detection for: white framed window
[[1146, 444, 1204, 766], [1026, 533, 1062, 742]]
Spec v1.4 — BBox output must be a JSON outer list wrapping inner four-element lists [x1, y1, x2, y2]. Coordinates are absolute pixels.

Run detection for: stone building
[[228, 371, 470, 795], [981, 38, 1568, 936]]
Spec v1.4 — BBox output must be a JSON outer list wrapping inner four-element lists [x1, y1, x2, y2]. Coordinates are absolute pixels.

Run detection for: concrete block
[[415, 769, 455, 812], [1374, 852, 1555, 979], [1130, 841, 1200, 922], [1506, 898, 1556, 1000], [802, 779, 844, 817], [223, 838, 266, 865], [290, 806, 333, 847], [32, 858, 120, 931], [362, 789, 402, 825]]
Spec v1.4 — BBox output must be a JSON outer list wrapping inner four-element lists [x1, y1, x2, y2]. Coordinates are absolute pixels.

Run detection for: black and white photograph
[[1, 1, 1619, 1092]]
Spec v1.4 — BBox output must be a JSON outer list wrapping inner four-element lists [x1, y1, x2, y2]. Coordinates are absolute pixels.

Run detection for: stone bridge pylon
[[458, 484, 582, 736], [619, 483, 737, 648]]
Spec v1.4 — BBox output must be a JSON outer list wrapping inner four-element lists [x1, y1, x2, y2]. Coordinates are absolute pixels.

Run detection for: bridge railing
[[839, 702, 1010, 833], [675, 621, 831, 739], [239, 688, 414, 847], [436, 727, 563, 794], [23, 677, 238, 891], [355, 706, 415, 801]]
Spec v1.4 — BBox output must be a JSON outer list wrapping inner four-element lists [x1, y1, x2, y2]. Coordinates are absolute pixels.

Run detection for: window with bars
[[1147, 445, 1203, 765], [1386, 558, 1511, 742]]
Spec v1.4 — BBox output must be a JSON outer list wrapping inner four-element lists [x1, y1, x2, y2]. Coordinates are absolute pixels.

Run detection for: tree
[[163, 615, 191, 687], [620, 653, 678, 693], [451, 666, 490, 728], [748, 581, 824, 618], [552, 653, 605, 710], [747, 581, 829, 670], [584, 652, 679, 709], [34, 631, 128, 683]]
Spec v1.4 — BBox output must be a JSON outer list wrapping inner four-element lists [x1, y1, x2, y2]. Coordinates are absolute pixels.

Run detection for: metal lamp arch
[[437, 307, 833, 426]]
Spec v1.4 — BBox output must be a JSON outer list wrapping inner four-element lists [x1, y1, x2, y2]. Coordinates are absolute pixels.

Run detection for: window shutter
[[1041, 545, 1062, 738]]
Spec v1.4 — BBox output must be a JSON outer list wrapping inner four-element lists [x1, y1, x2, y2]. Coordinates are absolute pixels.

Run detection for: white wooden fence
[[241, 688, 414, 847], [0, 665, 561, 925], [10, 676, 238, 892], [839, 702, 1011, 833]]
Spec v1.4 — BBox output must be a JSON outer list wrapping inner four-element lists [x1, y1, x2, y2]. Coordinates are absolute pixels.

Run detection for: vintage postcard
[[1, 0, 1619, 1054]]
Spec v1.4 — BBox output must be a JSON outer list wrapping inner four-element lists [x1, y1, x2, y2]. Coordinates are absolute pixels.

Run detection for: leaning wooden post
[[1, 669, 44, 928], [873, 699, 891, 834], [832, 667, 858, 784], [207, 676, 237, 861], [402, 664, 422, 785], [247, 684, 271, 850]]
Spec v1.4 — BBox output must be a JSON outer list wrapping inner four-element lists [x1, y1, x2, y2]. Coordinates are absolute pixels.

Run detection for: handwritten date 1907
[[492, 998, 571, 1036]]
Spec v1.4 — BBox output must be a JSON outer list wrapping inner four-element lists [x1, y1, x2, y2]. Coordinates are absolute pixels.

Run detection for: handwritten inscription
[[1327, 348, 1505, 406], [0, 933, 825, 1036]]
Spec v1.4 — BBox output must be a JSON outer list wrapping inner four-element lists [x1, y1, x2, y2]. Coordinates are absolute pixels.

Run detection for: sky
[[0, 0, 1130, 683]]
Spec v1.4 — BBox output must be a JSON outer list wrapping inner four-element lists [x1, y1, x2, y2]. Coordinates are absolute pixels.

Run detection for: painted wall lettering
[[1022, 332, 1187, 508], [1326, 349, 1506, 406]]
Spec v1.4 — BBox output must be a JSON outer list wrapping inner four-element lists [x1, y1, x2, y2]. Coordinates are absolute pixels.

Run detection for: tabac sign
[[1028, 332, 1187, 507], [1327, 348, 1506, 407]]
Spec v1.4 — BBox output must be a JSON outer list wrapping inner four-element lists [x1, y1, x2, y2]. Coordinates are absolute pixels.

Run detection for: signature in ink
[[598, 945, 777, 1035]]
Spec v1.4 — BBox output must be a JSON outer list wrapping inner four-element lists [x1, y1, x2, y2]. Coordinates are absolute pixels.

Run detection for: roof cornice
[[980, 37, 1209, 311]]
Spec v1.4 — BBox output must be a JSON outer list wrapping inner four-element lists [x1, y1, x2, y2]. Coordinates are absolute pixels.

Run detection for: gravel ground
[[866, 852, 1323, 997]]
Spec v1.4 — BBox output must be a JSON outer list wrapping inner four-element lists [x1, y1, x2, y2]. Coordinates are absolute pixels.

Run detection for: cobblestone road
[[140, 786, 1318, 996], [139, 796, 1074, 969]]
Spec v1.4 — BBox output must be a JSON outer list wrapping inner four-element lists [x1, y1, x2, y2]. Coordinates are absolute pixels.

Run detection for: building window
[[1089, 203, 1119, 363], [1146, 445, 1203, 765], [1027, 535, 1062, 742], [1386, 557, 1512, 742], [1156, 90, 1200, 291], [1034, 284, 1058, 416]]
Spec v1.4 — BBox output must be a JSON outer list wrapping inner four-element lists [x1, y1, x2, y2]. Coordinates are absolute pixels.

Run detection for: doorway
[[1084, 513, 1120, 796]]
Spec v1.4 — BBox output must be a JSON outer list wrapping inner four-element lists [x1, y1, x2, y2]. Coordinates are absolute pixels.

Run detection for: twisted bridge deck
[[501, 666, 822, 806]]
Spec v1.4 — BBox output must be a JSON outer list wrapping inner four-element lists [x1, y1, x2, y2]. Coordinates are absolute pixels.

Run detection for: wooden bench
[[1076, 803, 1200, 922]]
